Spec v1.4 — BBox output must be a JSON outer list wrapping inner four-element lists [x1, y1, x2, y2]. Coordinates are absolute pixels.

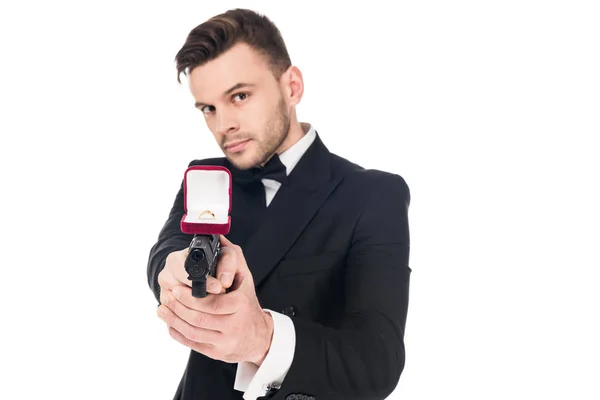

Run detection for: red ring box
[[180, 165, 232, 235]]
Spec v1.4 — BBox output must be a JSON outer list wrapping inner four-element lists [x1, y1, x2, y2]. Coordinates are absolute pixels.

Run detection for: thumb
[[219, 234, 235, 248], [218, 235, 254, 291]]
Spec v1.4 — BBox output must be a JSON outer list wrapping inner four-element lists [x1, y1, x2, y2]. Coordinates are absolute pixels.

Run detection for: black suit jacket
[[147, 133, 411, 400]]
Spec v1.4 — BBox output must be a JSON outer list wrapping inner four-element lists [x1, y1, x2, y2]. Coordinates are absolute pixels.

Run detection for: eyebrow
[[194, 82, 255, 109]]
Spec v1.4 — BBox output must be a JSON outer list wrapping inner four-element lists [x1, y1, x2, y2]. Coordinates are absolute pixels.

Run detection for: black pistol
[[184, 234, 221, 298]]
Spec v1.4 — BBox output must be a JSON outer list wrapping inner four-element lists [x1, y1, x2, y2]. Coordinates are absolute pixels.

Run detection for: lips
[[225, 139, 251, 153]]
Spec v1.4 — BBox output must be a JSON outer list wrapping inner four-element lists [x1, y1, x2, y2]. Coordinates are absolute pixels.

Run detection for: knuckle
[[159, 291, 168, 305], [184, 327, 194, 342], [207, 276, 221, 291], [167, 313, 177, 327], [167, 249, 186, 266], [178, 248, 188, 261], [212, 298, 221, 314], [192, 312, 204, 327], [188, 329, 200, 343], [220, 249, 235, 263], [179, 331, 191, 347], [157, 270, 167, 286]]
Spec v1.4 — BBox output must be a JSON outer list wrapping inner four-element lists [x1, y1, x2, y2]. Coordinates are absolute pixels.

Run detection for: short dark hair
[[174, 8, 292, 84]]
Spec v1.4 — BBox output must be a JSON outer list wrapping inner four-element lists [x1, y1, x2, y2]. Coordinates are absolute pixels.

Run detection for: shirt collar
[[278, 122, 317, 176]]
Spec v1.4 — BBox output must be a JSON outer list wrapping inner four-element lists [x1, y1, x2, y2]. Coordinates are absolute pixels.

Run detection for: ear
[[280, 66, 304, 107]]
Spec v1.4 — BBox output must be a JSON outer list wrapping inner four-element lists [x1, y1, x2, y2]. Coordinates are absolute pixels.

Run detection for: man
[[147, 8, 411, 400]]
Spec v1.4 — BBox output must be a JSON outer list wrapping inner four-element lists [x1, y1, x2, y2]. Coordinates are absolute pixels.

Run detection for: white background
[[1, 1, 598, 399]]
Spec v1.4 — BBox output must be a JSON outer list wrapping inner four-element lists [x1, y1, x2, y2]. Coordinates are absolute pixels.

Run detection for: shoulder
[[330, 153, 410, 205]]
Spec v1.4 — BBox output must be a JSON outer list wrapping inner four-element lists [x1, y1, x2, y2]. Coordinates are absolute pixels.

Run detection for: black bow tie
[[233, 154, 289, 186]]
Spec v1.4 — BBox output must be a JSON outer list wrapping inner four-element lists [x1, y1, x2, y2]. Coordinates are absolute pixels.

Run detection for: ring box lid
[[180, 165, 232, 235]]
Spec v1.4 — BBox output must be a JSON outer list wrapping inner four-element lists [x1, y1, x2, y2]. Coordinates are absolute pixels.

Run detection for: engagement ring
[[199, 210, 216, 220]]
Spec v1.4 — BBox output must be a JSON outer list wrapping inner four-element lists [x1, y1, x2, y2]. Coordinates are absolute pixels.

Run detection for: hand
[[157, 246, 227, 296], [157, 235, 274, 366]]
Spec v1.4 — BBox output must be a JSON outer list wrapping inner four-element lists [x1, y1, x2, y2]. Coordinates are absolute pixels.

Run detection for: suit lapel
[[242, 133, 343, 287]]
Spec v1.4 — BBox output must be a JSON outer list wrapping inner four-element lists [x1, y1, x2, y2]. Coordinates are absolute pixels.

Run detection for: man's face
[[189, 42, 290, 170]]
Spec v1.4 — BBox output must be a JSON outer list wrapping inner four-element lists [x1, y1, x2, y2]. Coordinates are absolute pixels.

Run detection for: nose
[[215, 110, 239, 136]]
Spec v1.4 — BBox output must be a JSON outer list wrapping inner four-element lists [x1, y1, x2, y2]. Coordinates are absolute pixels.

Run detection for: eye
[[201, 105, 215, 115], [232, 92, 249, 103]]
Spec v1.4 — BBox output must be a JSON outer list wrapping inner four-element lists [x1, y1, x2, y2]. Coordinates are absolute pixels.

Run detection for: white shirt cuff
[[234, 309, 296, 399]]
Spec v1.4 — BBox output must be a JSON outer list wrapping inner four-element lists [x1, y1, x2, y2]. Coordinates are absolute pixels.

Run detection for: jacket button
[[281, 306, 296, 316]]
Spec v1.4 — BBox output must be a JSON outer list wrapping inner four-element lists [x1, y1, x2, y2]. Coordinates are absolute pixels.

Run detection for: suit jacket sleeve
[[147, 174, 194, 304], [268, 173, 411, 400]]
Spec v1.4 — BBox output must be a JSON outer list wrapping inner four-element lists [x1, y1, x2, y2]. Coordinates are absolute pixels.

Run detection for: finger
[[175, 248, 193, 285], [216, 246, 237, 289], [159, 248, 192, 291], [219, 234, 236, 248], [159, 288, 171, 306], [229, 271, 250, 292], [157, 267, 179, 293], [172, 284, 240, 315], [157, 304, 221, 345], [218, 236, 251, 291], [160, 290, 223, 331], [206, 275, 226, 294], [168, 327, 218, 358]]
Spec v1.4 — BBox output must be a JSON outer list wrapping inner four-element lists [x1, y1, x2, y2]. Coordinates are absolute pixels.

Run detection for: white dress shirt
[[233, 123, 317, 400]]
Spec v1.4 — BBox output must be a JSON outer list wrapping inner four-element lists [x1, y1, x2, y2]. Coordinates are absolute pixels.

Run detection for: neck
[[275, 120, 307, 155]]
